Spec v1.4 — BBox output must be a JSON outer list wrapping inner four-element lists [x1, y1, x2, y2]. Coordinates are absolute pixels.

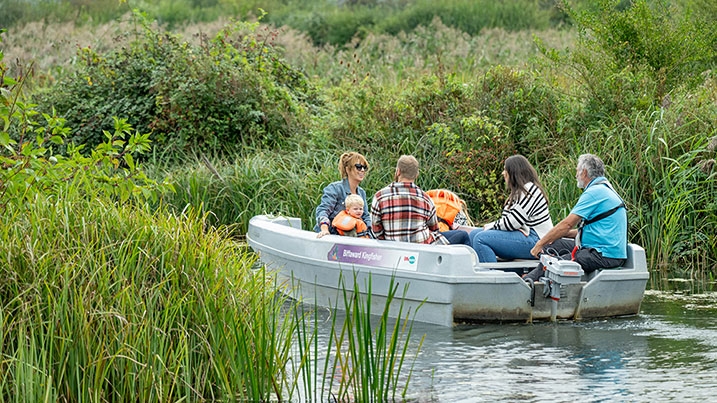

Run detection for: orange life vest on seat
[[426, 189, 463, 232], [332, 210, 369, 238]]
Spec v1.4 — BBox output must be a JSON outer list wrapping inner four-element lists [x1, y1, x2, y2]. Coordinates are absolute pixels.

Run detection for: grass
[[291, 271, 423, 402], [1, 14, 576, 88], [0, 183, 420, 401], [153, 150, 337, 235]]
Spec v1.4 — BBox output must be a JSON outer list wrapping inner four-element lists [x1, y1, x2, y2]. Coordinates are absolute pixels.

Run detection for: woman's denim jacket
[[314, 179, 371, 234]]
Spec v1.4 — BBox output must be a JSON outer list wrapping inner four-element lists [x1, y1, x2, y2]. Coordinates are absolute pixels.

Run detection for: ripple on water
[[400, 296, 717, 402]]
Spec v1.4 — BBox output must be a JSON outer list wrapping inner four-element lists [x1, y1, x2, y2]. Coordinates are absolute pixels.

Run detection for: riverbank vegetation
[[0, 29, 418, 402], [2, 0, 717, 399], [9, 0, 708, 280]]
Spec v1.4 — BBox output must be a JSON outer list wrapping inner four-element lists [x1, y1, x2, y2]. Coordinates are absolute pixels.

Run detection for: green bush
[[265, 0, 555, 47], [0, 1, 25, 28], [303, 8, 378, 46], [478, 65, 561, 156], [426, 115, 513, 218], [0, 0, 129, 27], [1, 41, 166, 209], [312, 69, 561, 219], [541, 0, 717, 120], [35, 43, 158, 152], [38, 11, 320, 156]]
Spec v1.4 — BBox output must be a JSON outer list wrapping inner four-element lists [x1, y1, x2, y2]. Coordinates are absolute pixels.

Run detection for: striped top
[[370, 182, 449, 245], [492, 182, 553, 238]]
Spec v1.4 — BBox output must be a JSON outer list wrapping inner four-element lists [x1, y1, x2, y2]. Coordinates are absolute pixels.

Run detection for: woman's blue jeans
[[468, 228, 540, 263]]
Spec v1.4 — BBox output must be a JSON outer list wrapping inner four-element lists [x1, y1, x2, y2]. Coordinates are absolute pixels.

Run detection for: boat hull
[[247, 215, 649, 327]]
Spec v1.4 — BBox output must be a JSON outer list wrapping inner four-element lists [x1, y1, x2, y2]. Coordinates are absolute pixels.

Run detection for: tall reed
[[155, 150, 338, 234], [1, 189, 422, 400], [538, 98, 717, 283], [291, 271, 423, 402]]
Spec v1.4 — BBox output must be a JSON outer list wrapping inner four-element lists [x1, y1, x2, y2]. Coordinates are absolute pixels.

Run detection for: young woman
[[315, 152, 371, 238], [468, 155, 553, 262]]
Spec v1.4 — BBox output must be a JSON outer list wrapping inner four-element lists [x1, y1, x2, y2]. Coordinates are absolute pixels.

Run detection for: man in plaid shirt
[[370, 155, 469, 245]]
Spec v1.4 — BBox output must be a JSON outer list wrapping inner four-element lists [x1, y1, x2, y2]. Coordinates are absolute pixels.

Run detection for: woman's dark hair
[[504, 154, 548, 205]]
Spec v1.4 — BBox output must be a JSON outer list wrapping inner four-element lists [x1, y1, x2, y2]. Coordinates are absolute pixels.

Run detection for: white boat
[[247, 215, 650, 327]]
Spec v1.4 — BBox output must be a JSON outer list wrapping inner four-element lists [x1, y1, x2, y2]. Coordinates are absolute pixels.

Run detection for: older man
[[370, 155, 470, 246], [524, 154, 627, 281]]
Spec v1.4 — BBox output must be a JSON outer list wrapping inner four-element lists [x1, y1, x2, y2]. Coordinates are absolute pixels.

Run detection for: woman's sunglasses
[[354, 164, 369, 172]]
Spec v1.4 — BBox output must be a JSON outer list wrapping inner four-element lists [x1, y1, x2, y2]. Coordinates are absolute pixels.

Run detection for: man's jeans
[[441, 229, 471, 246]]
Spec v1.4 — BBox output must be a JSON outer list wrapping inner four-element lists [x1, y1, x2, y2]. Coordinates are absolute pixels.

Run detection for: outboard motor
[[540, 254, 584, 321]]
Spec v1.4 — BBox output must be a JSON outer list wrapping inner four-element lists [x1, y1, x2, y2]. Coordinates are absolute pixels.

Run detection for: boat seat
[[583, 270, 599, 282], [579, 244, 636, 281], [481, 258, 537, 276], [490, 257, 536, 264]]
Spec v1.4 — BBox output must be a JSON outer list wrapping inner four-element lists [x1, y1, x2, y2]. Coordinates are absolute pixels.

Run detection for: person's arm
[[422, 192, 442, 232], [492, 204, 524, 231], [316, 184, 338, 238], [370, 196, 385, 240], [317, 222, 330, 238], [358, 187, 372, 228], [425, 202, 442, 232], [530, 213, 582, 257]]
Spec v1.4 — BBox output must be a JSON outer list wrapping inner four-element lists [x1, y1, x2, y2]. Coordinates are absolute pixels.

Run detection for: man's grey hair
[[577, 154, 605, 179]]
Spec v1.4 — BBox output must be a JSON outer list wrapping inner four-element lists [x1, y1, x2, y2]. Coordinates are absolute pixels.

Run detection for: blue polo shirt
[[571, 177, 627, 259]]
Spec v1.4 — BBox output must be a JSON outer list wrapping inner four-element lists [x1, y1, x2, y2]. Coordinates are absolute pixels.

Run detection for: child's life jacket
[[426, 189, 463, 232], [332, 210, 370, 238]]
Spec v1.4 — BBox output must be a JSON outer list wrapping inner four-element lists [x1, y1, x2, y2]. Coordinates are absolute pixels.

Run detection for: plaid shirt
[[370, 182, 448, 245]]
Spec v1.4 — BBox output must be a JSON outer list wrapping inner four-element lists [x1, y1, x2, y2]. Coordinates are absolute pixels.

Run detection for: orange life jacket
[[332, 210, 369, 238], [426, 189, 463, 232]]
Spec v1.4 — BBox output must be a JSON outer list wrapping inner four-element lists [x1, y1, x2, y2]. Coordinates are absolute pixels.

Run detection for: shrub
[[38, 11, 320, 156], [426, 115, 514, 218], [312, 69, 562, 219], [302, 7, 378, 46], [1, 38, 167, 209], [266, 0, 554, 47], [0, 106, 167, 210], [540, 0, 717, 119], [477, 65, 561, 158]]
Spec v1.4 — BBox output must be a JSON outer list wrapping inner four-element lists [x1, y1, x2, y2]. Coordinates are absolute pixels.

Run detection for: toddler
[[332, 194, 370, 238]]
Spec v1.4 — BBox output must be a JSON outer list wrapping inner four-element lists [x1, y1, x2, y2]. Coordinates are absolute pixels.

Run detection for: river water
[[399, 290, 717, 402], [309, 289, 717, 402]]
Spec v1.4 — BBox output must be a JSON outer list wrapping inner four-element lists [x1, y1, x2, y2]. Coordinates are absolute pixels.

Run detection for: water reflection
[[303, 291, 717, 401], [650, 274, 717, 294], [340, 291, 717, 402]]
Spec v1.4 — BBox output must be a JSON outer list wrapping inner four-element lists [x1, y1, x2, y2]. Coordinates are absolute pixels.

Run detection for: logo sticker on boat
[[328, 244, 419, 271]]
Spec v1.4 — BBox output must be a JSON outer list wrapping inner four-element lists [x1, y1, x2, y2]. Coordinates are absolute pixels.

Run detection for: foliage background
[[4, 0, 717, 282], [3, 0, 717, 282], [2, 0, 717, 400]]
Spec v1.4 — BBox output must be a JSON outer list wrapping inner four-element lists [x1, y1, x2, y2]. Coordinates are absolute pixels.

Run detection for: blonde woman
[[315, 152, 371, 238]]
